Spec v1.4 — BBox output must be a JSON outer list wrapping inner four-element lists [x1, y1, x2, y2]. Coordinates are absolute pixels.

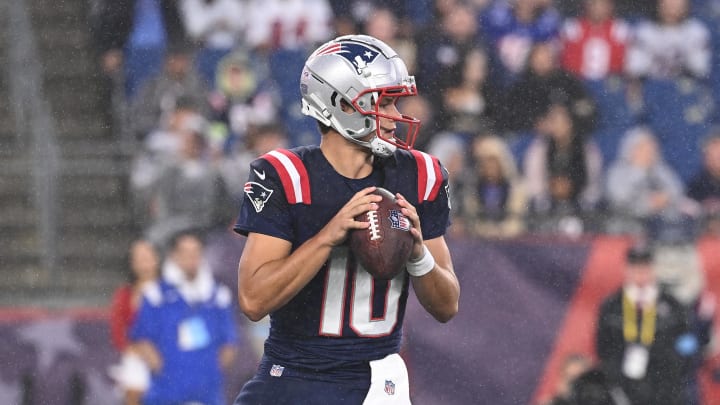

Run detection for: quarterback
[[233, 34, 460, 404]]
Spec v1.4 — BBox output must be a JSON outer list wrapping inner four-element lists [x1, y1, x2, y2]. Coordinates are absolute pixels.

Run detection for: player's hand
[[396, 193, 424, 260], [318, 187, 382, 247]]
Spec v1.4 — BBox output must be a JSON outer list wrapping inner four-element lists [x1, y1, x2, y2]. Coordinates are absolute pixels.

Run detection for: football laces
[[366, 210, 381, 241]]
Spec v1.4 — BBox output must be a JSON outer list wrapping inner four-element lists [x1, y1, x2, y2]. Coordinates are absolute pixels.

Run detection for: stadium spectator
[[95, 0, 187, 99], [179, 0, 246, 86], [108, 239, 160, 405], [218, 124, 289, 201], [110, 240, 161, 352], [130, 42, 209, 141], [426, 132, 468, 237], [523, 103, 603, 234], [456, 134, 527, 239], [130, 231, 238, 405], [480, 0, 562, 85], [139, 116, 234, 248], [441, 47, 504, 135], [605, 126, 698, 240], [560, 0, 630, 81], [206, 49, 279, 156], [244, 0, 333, 52], [397, 94, 437, 151], [363, 6, 418, 74], [687, 130, 720, 234], [502, 40, 598, 135], [596, 244, 696, 405], [415, 3, 481, 111], [625, 0, 711, 80], [129, 101, 203, 228]]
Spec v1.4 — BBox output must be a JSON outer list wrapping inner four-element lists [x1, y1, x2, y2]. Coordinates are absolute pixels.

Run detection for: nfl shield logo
[[388, 210, 411, 231], [384, 380, 395, 395], [270, 364, 285, 377]]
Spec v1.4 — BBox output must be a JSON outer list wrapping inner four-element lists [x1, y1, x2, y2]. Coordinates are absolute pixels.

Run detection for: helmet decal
[[315, 42, 381, 74]]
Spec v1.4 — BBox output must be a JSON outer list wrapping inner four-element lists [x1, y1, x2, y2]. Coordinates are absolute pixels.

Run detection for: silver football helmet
[[300, 35, 420, 157]]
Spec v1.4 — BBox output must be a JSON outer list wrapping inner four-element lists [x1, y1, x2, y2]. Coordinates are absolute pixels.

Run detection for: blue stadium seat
[[507, 131, 536, 174], [642, 78, 715, 182], [584, 77, 637, 166], [267, 49, 319, 147]]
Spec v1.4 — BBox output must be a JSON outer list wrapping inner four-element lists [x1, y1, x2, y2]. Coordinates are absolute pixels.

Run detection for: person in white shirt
[[180, 0, 246, 85], [626, 0, 711, 80]]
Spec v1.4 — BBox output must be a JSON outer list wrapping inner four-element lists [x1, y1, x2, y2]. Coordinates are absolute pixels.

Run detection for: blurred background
[[2, 0, 720, 403]]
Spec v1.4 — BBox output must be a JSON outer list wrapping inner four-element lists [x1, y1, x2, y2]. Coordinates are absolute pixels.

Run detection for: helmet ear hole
[[365, 118, 371, 128]]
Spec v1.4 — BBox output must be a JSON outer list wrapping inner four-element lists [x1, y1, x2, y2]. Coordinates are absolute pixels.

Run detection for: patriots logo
[[244, 182, 273, 213], [388, 209, 411, 231], [315, 42, 380, 74]]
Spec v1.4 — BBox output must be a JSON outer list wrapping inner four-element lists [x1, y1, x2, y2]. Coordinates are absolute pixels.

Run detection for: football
[[349, 187, 414, 280]]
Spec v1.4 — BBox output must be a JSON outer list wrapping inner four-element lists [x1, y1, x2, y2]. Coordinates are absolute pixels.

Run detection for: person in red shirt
[[561, 0, 629, 80], [109, 239, 160, 404]]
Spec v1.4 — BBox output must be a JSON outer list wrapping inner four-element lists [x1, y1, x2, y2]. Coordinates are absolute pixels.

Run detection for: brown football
[[349, 187, 414, 280]]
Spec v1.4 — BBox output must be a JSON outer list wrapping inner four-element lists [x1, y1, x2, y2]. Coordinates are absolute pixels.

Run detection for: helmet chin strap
[[325, 112, 396, 158], [368, 135, 396, 157]]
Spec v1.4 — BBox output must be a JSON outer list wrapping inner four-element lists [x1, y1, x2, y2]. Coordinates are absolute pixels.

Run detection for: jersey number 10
[[319, 247, 403, 337]]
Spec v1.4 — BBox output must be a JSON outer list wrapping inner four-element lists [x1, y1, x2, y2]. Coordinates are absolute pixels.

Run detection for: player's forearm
[[238, 234, 334, 321], [412, 265, 460, 323], [410, 238, 459, 323]]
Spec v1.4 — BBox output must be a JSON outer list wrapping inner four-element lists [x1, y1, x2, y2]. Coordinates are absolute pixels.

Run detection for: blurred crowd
[[85, 0, 720, 403], [88, 0, 720, 251]]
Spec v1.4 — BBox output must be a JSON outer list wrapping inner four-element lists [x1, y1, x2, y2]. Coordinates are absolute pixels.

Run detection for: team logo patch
[[388, 209, 411, 231], [315, 42, 380, 74], [384, 380, 395, 395], [244, 182, 273, 213], [445, 184, 452, 210], [270, 364, 285, 377]]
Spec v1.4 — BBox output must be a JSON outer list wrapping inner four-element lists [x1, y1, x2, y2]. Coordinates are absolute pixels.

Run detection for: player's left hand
[[396, 193, 424, 260]]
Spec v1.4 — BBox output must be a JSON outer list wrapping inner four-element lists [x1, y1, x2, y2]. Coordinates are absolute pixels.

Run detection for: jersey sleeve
[[233, 157, 294, 241], [419, 162, 451, 240], [408, 150, 451, 240]]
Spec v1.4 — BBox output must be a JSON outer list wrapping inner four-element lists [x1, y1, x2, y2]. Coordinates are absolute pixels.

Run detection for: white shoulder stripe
[[419, 151, 437, 201], [267, 150, 304, 202]]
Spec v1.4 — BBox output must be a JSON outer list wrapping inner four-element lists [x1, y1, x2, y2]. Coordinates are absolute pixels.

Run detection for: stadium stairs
[[0, 0, 132, 306]]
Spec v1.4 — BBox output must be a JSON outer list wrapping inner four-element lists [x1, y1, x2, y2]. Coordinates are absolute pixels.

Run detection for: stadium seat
[[583, 77, 637, 166], [642, 78, 714, 182], [507, 131, 537, 174]]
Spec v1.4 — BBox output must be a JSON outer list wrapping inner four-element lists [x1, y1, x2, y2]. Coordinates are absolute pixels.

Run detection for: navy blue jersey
[[234, 146, 450, 375]]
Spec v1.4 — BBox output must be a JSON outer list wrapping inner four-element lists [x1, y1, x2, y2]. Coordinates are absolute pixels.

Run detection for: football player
[[233, 34, 460, 404]]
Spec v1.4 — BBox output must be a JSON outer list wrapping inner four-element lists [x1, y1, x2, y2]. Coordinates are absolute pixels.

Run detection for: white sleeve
[[625, 23, 653, 78], [220, 0, 246, 33], [303, 0, 333, 44], [245, 0, 272, 47], [180, 0, 211, 39], [684, 20, 711, 78]]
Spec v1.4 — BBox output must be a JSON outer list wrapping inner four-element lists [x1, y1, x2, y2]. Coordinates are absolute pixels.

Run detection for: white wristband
[[406, 245, 435, 277]]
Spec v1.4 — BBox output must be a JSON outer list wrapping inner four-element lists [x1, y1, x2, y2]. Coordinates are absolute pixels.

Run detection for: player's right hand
[[318, 186, 382, 247]]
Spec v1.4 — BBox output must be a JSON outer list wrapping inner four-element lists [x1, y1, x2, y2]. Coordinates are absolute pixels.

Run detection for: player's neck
[[320, 134, 374, 179]]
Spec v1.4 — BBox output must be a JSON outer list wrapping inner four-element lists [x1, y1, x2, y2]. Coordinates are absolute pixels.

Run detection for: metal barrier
[[5, 0, 61, 276]]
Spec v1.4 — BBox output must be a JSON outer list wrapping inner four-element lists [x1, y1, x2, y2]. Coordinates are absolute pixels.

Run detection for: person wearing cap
[[595, 244, 696, 405]]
